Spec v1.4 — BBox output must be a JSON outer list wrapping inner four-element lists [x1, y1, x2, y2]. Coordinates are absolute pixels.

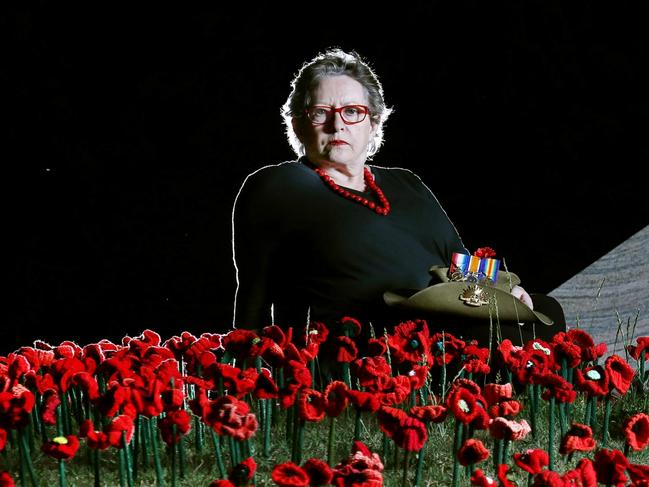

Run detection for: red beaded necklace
[[312, 165, 391, 216]]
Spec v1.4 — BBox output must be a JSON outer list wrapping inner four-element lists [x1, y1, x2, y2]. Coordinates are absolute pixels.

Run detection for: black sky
[[6, 3, 648, 352]]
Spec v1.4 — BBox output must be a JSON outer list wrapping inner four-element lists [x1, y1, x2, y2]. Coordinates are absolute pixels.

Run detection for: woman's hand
[[511, 285, 534, 309]]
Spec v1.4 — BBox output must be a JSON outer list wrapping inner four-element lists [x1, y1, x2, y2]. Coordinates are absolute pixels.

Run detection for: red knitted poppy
[[559, 423, 596, 455], [457, 438, 490, 466], [513, 449, 549, 475], [593, 449, 629, 487], [41, 435, 80, 460], [624, 413, 649, 451], [271, 462, 310, 487], [605, 354, 635, 395]]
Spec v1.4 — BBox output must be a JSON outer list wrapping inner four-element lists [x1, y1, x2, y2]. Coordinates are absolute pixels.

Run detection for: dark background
[[6, 3, 648, 353]]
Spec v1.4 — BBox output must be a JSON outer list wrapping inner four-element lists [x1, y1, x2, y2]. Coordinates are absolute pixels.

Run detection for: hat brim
[[383, 282, 553, 326]]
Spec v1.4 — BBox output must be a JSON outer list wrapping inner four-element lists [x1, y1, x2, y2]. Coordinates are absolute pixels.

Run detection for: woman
[[232, 48, 548, 340]]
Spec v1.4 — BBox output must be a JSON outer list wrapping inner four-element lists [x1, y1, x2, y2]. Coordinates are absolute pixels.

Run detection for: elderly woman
[[232, 48, 559, 342]]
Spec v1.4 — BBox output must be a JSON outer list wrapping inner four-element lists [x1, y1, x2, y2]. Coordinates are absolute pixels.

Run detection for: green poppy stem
[[264, 399, 272, 457], [132, 417, 140, 479], [559, 403, 567, 438], [93, 449, 100, 487], [292, 417, 305, 466], [327, 416, 335, 466], [414, 442, 426, 487], [148, 417, 164, 486], [527, 385, 537, 439], [194, 416, 203, 454], [548, 396, 556, 471], [170, 425, 177, 487], [178, 430, 186, 479], [624, 442, 630, 458], [451, 420, 463, 487], [57, 459, 66, 487], [123, 431, 134, 487], [393, 446, 399, 471], [353, 408, 362, 441], [19, 429, 39, 487], [119, 448, 127, 487], [401, 449, 411, 487], [342, 362, 351, 389], [602, 394, 612, 448], [502, 438, 510, 466], [209, 429, 226, 478], [494, 438, 502, 468]]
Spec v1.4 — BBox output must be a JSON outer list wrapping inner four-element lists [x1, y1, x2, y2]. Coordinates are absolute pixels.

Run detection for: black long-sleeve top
[[232, 156, 468, 331]]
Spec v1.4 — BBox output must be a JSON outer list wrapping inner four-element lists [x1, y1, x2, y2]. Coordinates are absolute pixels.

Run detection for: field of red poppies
[[0, 319, 647, 486]]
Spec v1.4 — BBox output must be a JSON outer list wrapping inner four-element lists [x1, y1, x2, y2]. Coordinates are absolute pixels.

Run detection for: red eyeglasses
[[305, 105, 371, 125]]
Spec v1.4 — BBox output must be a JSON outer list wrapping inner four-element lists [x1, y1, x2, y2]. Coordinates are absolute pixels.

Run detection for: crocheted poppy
[[470, 469, 496, 486], [627, 463, 649, 484], [461, 343, 491, 376], [79, 419, 110, 450], [158, 410, 191, 446], [551, 332, 583, 368], [366, 338, 387, 357], [567, 328, 607, 362], [484, 383, 513, 406], [559, 423, 596, 454], [334, 336, 358, 363], [203, 395, 258, 441], [489, 417, 531, 441], [228, 457, 257, 485], [285, 360, 312, 388], [387, 319, 431, 365], [221, 329, 259, 361], [303, 321, 329, 346], [105, 414, 135, 448], [337, 316, 363, 337], [40, 389, 60, 426], [488, 400, 522, 419], [209, 480, 234, 487], [351, 357, 391, 388], [531, 470, 565, 486], [271, 462, 310, 487], [561, 458, 597, 487], [430, 332, 466, 366], [409, 405, 447, 423], [0, 386, 36, 430], [324, 381, 349, 418], [513, 449, 549, 475], [626, 336, 649, 360], [375, 375, 411, 406], [407, 365, 429, 390], [605, 354, 635, 395], [302, 458, 333, 486], [497, 464, 517, 487], [623, 413, 649, 451], [593, 449, 629, 487], [447, 384, 481, 425], [253, 368, 279, 400], [377, 406, 427, 451], [298, 389, 326, 423], [211, 363, 258, 399], [41, 435, 80, 460], [346, 390, 380, 413], [0, 429, 6, 452], [0, 471, 14, 487], [457, 439, 490, 466], [573, 365, 610, 397], [538, 373, 577, 403], [474, 247, 496, 258]]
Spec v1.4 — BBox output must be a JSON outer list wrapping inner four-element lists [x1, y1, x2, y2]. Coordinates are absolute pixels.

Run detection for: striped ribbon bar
[[450, 252, 500, 283]]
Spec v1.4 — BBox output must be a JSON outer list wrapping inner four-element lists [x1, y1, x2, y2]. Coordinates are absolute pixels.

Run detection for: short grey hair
[[281, 48, 393, 159]]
